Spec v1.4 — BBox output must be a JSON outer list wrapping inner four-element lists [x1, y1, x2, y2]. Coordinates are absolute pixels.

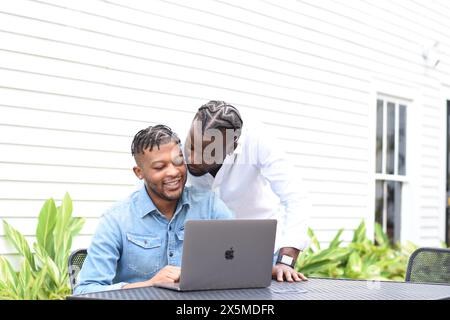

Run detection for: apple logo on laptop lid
[[225, 247, 234, 260]]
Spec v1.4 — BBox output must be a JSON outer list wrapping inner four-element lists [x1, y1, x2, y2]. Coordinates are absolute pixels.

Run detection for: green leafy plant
[[296, 221, 418, 281], [0, 193, 84, 299]]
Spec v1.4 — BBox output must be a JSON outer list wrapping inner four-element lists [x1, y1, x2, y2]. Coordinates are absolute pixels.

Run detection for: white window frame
[[375, 95, 409, 241], [376, 97, 407, 178]]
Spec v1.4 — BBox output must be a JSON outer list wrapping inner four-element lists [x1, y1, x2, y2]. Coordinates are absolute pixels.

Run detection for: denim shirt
[[74, 185, 234, 295]]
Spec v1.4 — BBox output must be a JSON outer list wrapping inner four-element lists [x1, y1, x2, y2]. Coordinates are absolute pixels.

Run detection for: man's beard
[[146, 176, 186, 201]]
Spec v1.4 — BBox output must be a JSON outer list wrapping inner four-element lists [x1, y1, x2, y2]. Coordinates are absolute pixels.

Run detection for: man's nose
[[166, 162, 179, 176]]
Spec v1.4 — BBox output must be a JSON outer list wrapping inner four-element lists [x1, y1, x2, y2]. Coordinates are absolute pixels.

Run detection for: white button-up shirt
[[187, 121, 311, 252]]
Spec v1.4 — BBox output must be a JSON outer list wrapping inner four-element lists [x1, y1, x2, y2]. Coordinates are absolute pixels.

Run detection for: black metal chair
[[68, 248, 88, 292], [405, 247, 450, 284]]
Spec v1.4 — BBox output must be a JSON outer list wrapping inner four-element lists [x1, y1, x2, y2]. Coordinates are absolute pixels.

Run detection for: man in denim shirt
[[74, 125, 233, 295]]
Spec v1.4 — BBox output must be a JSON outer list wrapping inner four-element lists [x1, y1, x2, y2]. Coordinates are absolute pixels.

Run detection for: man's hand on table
[[273, 247, 308, 282], [272, 263, 308, 282]]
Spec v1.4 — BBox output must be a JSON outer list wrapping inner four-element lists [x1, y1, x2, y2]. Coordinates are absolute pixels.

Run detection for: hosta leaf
[[346, 252, 363, 275], [34, 243, 61, 286], [307, 228, 321, 251], [30, 266, 47, 300], [329, 229, 343, 249], [2, 220, 36, 270], [53, 193, 73, 266], [374, 223, 389, 247], [0, 255, 18, 287], [68, 217, 85, 238], [352, 220, 367, 244], [298, 259, 337, 275], [36, 199, 57, 259]]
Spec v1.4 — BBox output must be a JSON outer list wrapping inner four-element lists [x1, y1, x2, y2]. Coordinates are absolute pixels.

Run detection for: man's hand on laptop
[[149, 266, 181, 285], [272, 264, 308, 282], [123, 266, 181, 289]]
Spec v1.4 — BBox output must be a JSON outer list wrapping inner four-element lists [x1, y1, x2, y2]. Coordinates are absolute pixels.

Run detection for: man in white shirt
[[184, 100, 310, 282]]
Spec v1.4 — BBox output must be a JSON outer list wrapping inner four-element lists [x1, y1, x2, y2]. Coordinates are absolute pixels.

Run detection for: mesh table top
[[68, 278, 450, 300]]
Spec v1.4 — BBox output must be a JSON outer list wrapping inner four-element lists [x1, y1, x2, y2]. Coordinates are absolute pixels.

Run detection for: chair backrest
[[405, 247, 450, 284], [68, 248, 88, 292]]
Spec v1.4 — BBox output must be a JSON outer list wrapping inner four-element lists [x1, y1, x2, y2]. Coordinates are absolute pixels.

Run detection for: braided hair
[[131, 125, 181, 157], [194, 100, 243, 132]]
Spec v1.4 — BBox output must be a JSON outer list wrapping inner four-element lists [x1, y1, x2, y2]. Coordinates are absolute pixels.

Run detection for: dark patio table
[[67, 278, 450, 300]]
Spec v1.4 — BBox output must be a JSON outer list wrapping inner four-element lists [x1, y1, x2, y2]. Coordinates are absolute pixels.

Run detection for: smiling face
[[133, 141, 187, 204]]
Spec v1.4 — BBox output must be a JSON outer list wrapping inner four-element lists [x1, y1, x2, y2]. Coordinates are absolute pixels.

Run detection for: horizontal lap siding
[[381, 0, 449, 246], [0, 0, 449, 258]]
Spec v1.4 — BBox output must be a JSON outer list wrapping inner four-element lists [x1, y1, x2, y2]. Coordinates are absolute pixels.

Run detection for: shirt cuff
[[277, 238, 310, 252], [74, 282, 129, 295], [107, 282, 129, 291]]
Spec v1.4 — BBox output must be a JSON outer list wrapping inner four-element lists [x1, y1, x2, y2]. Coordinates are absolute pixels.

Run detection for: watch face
[[280, 255, 294, 266]]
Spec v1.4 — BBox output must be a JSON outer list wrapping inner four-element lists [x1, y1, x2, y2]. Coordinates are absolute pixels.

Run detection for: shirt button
[[169, 226, 172, 231], [169, 252, 174, 257]]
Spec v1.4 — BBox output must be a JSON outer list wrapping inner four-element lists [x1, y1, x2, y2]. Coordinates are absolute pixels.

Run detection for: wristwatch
[[276, 254, 296, 268]]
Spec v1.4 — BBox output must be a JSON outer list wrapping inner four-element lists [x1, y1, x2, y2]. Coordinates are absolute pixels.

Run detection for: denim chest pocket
[[175, 228, 184, 241], [126, 233, 162, 277]]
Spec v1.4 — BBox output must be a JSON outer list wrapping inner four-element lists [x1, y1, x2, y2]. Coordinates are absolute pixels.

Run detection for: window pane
[[375, 180, 384, 228], [398, 105, 407, 175], [386, 102, 396, 175], [386, 181, 402, 243], [376, 99, 383, 173]]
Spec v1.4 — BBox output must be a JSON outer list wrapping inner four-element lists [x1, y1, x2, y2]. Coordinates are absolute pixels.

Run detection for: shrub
[[296, 221, 418, 281], [0, 193, 84, 299]]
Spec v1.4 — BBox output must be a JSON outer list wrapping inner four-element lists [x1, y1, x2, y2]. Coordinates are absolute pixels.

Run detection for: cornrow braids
[[194, 100, 243, 132], [131, 124, 181, 156]]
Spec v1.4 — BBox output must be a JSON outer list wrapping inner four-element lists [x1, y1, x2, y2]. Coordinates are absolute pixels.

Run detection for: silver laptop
[[153, 219, 277, 291]]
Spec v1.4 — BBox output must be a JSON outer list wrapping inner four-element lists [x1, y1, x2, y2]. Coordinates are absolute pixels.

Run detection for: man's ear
[[133, 166, 144, 180]]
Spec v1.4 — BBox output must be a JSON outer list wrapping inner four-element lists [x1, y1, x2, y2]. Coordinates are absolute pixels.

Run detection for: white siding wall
[[1, 0, 450, 261]]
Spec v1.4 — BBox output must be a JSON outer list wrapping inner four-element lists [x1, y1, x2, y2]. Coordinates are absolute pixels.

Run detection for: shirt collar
[[136, 184, 191, 218], [177, 186, 191, 211], [136, 185, 157, 218]]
